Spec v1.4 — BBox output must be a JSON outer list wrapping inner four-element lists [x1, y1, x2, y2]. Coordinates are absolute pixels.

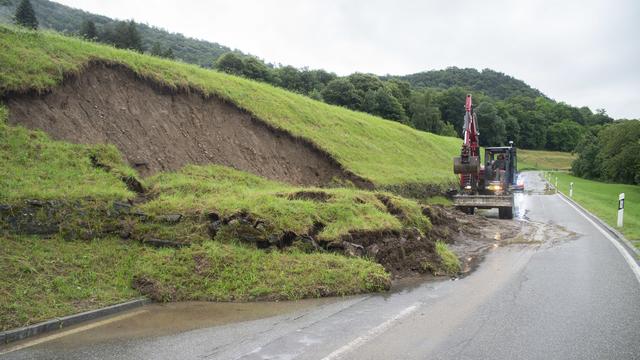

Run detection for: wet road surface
[[2, 172, 639, 359]]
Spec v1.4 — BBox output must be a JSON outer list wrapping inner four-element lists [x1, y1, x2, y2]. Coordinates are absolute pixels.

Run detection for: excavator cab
[[482, 146, 517, 195]]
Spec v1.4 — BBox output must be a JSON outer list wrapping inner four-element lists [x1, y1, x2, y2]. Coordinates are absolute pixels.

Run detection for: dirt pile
[[5, 62, 370, 187]]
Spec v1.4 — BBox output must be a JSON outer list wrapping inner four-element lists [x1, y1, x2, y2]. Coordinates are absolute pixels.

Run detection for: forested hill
[[391, 67, 545, 100], [0, 0, 232, 67]]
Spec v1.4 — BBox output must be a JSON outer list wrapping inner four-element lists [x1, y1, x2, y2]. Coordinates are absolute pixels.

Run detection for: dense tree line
[[572, 120, 640, 185], [213, 52, 614, 148], [392, 67, 545, 100]]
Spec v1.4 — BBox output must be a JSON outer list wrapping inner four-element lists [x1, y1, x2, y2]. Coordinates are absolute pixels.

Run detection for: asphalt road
[[3, 171, 639, 360]]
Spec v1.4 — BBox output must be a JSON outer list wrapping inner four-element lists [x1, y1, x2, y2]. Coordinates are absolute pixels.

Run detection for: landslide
[[6, 63, 367, 187], [0, 26, 461, 189]]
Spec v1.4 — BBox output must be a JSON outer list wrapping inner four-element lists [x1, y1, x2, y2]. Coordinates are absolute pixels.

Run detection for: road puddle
[[26, 298, 339, 349]]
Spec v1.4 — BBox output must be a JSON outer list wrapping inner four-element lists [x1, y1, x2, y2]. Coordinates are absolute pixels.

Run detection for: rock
[[113, 201, 132, 215], [122, 176, 145, 194], [207, 212, 220, 222], [208, 220, 222, 238], [342, 241, 365, 257], [157, 214, 182, 224], [26, 199, 45, 207], [143, 238, 187, 248], [366, 243, 380, 258]]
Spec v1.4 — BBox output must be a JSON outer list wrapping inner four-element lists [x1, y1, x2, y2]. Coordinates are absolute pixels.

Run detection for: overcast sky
[[56, 0, 639, 119]]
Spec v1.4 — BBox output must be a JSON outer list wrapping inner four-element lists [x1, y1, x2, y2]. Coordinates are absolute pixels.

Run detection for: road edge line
[[555, 192, 640, 284], [321, 303, 420, 360], [0, 297, 151, 346]]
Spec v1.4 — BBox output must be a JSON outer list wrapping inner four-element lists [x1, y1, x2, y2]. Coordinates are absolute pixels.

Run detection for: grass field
[[0, 234, 388, 331], [0, 25, 461, 187], [0, 106, 446, 330], [551, 172, 639, 245], [519, 149, 575, 171]]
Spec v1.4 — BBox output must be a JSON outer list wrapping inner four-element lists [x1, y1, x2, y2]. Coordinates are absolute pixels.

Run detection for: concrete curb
[[543, 173, 640, 259], [0, 298, 151, 345]]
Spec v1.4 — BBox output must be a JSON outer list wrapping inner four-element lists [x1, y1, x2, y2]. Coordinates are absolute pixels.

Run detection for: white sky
[[55, 0, 640, 119]]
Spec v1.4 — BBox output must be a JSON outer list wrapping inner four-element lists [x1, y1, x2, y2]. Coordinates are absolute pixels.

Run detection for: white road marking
[[557, 194, 640, 284], [321, 303, 420, 360], [0, 309, 148, 355]]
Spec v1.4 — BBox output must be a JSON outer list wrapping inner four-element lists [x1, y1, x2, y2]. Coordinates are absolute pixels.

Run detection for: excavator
[[452, 95, 522, 219]]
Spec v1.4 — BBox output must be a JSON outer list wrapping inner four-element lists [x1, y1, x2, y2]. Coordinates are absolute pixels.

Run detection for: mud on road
[[423, 204, 578, 278]]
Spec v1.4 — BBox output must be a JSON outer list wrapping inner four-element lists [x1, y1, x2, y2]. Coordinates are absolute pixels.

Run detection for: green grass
[[551, 172, 639, 244], [0, 234, 143, 331], [0, 25, 461, 187], [0, 234, 389, 331], [435, 241, 461, 275], [141, 165, 431, 242], [135, 241, 389, 302], [519, 149, 575, 171], [0, 106, 421, 331], [0, 104, 136, 203], [0, 26, 464, 330]]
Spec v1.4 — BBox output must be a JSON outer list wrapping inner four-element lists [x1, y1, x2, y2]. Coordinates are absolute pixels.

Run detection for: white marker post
[[617, 193, 625, 228], [555, 177, 558, 188], [569, 182, 574, 198]]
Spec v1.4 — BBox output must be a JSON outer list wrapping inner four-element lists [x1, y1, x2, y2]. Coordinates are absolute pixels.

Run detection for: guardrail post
[[569, 182, 573, 198], [617, 193, 625, 227]]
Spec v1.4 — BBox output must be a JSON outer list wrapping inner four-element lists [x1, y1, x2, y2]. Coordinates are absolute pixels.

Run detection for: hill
[[393, 67, 545, 100], [0, 25, 461, 190], [0, 25, 466, 329], [0, 0, 232, 67]]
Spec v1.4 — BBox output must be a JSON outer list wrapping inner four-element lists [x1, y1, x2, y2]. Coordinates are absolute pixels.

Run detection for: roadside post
[[555, 177, 558, 189], [617, 193, 625, 227], [569, 182, 573, 198]]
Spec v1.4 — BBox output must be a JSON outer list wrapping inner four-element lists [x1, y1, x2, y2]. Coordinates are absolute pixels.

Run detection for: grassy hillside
[[0, 25, 461, 188], [519, 149, 576, 171], [0, 105, 460, 330], [0, 109, 401, 329], [552, 172, 639, 244], [0, 0, 232, 67]]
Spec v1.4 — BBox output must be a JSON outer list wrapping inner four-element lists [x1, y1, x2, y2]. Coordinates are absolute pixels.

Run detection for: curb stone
[[0, 298, 151, 345]]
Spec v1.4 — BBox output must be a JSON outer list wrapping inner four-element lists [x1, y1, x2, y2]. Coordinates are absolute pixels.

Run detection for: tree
[[273, 66, 302, 92], [436, 87, 468, 136], [409, 90, 445, 134], [596, 121, 640, 184], [321, 78, 360, 109], [214, 52, 245, 76], [162, 47, 174, 59], [502, 115, 520, 145], [80, 20, 97, 40], [242, 56, 271, 82], [546, 120, 585, 152], [362, 87, 406, 122], [149, 42, 174, 59], [102, 20, 143, 51], [573, 121, 640, 184], [150, 42, 163, 56], [14, 0, 37, 29], [386, 79, 412, 114], [346, 73, 383, 110], [572, 133, 600, 179], [476, 102, 506, 146]]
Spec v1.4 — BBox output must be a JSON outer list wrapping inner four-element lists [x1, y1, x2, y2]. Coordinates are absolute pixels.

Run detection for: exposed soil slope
[[7, 63, 368, 187], [0, 26, 461, 187]]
